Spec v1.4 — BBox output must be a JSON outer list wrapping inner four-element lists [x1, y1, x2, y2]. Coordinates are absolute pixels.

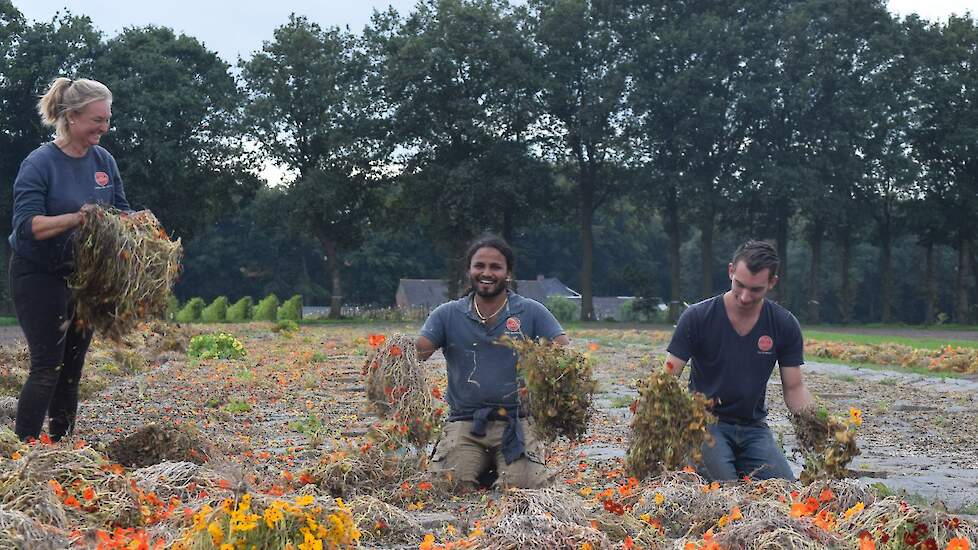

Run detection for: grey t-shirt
[[420, 291, 565, 419], [9, 142, 131, 273], [667, 294, 804, 423]]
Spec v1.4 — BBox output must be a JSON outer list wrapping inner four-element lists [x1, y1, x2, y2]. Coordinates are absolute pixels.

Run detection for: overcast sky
[[13, 0, 976, 66]]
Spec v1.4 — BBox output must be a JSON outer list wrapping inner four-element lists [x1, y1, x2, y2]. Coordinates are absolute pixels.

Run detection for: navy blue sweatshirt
[[9, 142, 131, 274]]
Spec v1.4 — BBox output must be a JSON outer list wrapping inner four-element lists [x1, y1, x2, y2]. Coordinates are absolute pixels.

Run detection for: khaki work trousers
[[429, 418, 551, 491]]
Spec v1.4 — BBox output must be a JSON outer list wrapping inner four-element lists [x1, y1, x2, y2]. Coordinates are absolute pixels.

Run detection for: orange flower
[[368, 334, 386, 348], [947, 539, 970, 550], [418, 481, 433, 491], [588, 343, 600, 352], [730, 506, 743, 521], [819, 488, 835, 502], [390, 345, 402, 357], [858, 532, 876, 550], [64, 495, 81, 508], [790, 503, 810, 518], [431, 386, 443, 399], [623, 536, 635, 549], [83, 486, 96, 501], [39, 433, 53, 445], [48, 479, 65, 497]]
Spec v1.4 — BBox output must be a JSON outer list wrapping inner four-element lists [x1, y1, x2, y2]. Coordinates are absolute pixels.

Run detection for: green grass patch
[[807, 330, 978, 350], [0, 317, 18, 326], [224, 400, 251, 414]]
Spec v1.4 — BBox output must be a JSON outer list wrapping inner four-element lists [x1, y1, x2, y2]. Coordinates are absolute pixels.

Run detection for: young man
[[416, 235, 569, 491], [664, 240, 814, 480]]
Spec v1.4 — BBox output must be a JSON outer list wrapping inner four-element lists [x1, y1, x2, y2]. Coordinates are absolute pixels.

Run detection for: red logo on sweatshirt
[[94, 172, 109, 186], [505, 317, 521, 332], [758, 335, 774, 352]]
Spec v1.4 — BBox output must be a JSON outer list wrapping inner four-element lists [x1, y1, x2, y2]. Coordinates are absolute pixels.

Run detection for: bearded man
[[417, 234, 569, 491]]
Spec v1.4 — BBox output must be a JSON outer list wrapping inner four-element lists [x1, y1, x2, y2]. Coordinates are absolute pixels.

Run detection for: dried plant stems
[[70, 206, 182, 341], [626, 370, 715, 479], [501, 336, 597, 442], [363, 334, 440, 446]]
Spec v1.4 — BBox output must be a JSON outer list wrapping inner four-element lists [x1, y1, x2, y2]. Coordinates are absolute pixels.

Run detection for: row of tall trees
[[1, 0, 976, 323]]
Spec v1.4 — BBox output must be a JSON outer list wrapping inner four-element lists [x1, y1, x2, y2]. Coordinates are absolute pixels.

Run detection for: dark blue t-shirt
[[420, 291, 565, 419], [9, 142, 131, 273], [666, 294, 804, 423]]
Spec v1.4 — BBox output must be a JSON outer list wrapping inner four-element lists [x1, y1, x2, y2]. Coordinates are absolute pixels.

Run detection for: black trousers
[[9, 252, 93, 441]]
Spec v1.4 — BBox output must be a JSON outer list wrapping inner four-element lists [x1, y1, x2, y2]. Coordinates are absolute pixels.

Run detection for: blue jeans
[[698, 421, 794, 481]]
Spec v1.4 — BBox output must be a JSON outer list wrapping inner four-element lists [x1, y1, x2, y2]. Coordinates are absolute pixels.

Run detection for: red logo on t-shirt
[[94, 172, 109, 186], [758, 335, 774, 352], [505, 316, 521, 332]]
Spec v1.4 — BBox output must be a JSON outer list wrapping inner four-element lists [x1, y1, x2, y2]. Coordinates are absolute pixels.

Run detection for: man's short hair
[[464, 234, 516, 273], [732, 240, 779, 279]]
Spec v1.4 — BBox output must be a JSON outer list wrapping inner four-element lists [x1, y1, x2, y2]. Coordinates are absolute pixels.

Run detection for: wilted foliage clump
[[503, 336, 597, 442], [791, 407, 861, 485], [70, 206, 182, 341], [626, 370, 715, 479], [363, 334, 442, 447]]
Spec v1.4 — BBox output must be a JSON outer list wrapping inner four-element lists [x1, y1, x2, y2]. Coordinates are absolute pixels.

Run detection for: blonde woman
[[8, 77, 132, 441]]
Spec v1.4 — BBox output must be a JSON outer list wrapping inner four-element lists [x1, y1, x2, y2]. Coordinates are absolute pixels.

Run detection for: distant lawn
[[0, 317, 17, 327], [806, 330, 978, 351]]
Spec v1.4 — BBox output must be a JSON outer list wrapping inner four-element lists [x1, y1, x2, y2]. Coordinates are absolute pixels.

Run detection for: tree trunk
[[775, 210, 789, 307], [699, 203, 716, 300], [807, 220, 823, 324], [955, 235, 971, 323], [318, 233, 343, 320], [446, 237, 467, 300], [579, 169, 595, 321], [838, 232, 854, 324], [923, 241, 936, 324], [879, 219, 893, 323], [664, 186, 682, 323]]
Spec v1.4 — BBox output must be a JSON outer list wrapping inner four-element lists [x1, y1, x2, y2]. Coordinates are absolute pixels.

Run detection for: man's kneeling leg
[[429, 421, 492, 492], [697, 423, 740, 481], [495, 419, 551, 489]]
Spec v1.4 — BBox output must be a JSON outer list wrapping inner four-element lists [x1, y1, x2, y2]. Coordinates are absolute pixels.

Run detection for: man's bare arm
[[780, 366, 814, 414], [663, 352, 688, 376], [416, 336, 438, 361]]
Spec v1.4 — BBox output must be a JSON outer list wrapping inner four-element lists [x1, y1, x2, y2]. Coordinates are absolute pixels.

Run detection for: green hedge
[[175, 297, 205, 323], [226, 297, 253, 322], [253, 294, 279, 321], [165, 294, 180, 322], [546, 296, 579, 323], [201, 296, 229, 323], [277, 294, 303, 321]]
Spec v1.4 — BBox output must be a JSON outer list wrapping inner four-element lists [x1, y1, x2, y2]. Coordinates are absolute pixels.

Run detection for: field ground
[[0, 321, 976, 547]]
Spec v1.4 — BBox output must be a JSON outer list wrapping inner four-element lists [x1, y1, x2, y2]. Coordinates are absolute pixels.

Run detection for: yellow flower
[[193, 505, 213, 531], [220, 545, 233, 550], [654, 492, 665, 506], [264, 507, 284, 528], [208, 521, 224, 546], [843, 502, 865, 520], [295, 494, 315, 507], [579, 487, 593, 497], [849, 407, 863, 426]]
